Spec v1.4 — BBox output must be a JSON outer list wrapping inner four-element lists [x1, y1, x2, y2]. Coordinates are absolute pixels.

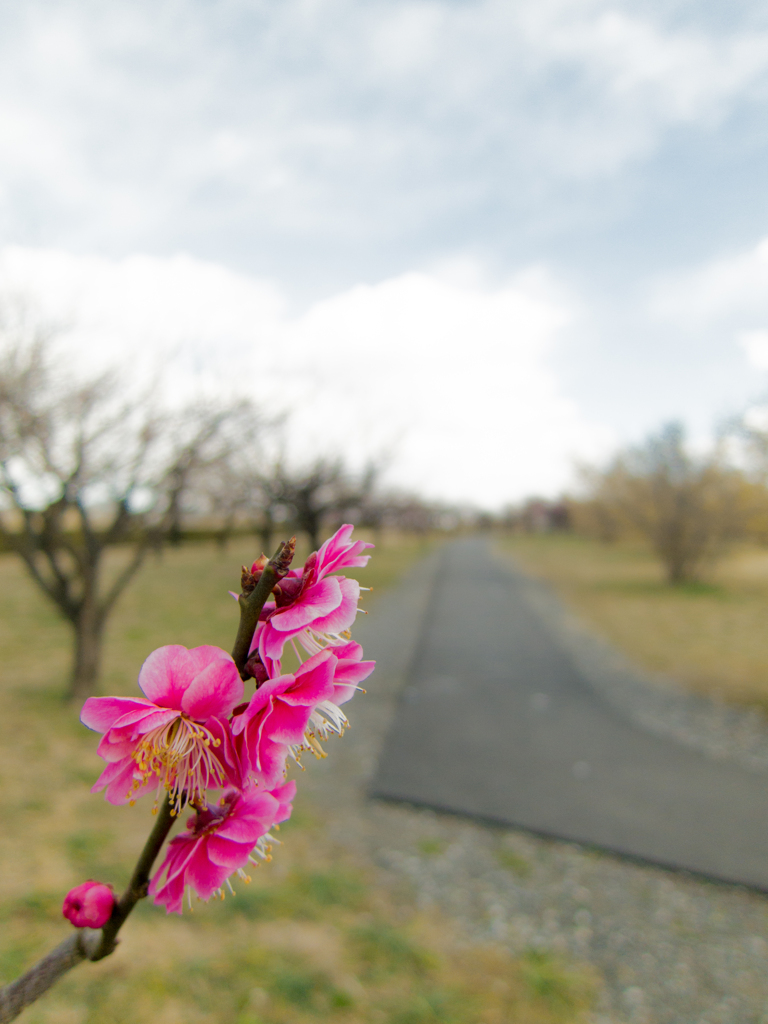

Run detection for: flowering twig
[[90, 796, 177, 961], [231, 537, 295, 679], [0, 539, 297, 1021], [0, 525, 373, 1021], [0, 798, 176, 1022]]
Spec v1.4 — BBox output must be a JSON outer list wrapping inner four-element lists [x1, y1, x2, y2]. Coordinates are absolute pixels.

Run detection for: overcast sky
[[1, 0, 768, 506]]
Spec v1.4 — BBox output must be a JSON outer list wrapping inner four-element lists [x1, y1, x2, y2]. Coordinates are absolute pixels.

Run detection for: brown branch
[[100, 536, 153, 618], [91, 796, 177, 960], [0, 797, 177, 1021], [0, 536, 294, 1017], [231, 537, 295, 679], [0, 929, 101, 1023]]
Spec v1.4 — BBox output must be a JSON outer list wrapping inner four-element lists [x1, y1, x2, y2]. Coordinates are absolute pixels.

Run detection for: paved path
[[371, 537, 768, 890]]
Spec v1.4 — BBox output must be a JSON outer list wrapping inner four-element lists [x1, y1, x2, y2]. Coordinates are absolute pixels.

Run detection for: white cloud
[[649, 238, 768, 388], [0, 1, 766, 255], [0, 245, 611, 507], [651, 236, 768, 329], [740, 329, 768, 372]]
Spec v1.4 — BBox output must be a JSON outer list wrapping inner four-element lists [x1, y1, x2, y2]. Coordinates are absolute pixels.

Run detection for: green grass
[[496, 849, 532, 878], [417, 839, 445, 857], [350, 920, 437, 979], [0, 531, 597, 1024], [521, 950, 589, 1010]]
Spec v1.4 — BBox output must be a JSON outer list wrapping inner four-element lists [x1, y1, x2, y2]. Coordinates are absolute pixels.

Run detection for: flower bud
[[62, 880, 115, 928]]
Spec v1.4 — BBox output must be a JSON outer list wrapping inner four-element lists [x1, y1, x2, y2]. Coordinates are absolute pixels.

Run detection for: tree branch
[[0, 512, 289, 1019], [0, 797, 177, 1021], [99, 536, 153, 619], [91, 796, 177, 961], [0, 929, 101, 1023], [231, 537, 295, 679]]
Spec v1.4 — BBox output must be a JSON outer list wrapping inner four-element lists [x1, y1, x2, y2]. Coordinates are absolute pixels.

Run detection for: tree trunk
[[303, 516, 320, 552], [67, 602, 105, 702]]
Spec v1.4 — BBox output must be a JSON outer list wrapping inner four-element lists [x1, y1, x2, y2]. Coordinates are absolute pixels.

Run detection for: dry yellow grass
[[0, 534, 597, 1024], [499, 533, 768, 711]]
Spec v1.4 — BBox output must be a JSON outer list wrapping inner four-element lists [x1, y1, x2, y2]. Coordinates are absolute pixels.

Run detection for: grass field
[[0, 532, 596, 1024], [499, 533, 768, 712]]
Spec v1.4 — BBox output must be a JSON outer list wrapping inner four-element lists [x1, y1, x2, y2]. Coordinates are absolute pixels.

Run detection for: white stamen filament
[[308, 700, 349, 741], [297, 626, 351, 657], [248, 833, 278, 864]]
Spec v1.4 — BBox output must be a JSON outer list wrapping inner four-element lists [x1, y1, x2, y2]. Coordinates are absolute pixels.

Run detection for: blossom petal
[[150, 837, 197, 913], [205, 716, 247, 790], [310, 577, 360, 634], [137, 645, 191, 707], [259, 701, 313, 745], [90, 757, 134, 794], [91, 758, 157, 805], [234, 673, 296, 726], [316, 524, 374, 577], [96, 708, 179, 762], [128, 707, 180, 734], [80, 696, 154, 733], [331, 644, 376, 705], [216, 793, 279, 841], [269, 780, 296, 823], [181, 655, 243, 720], [204, 835, 254, 869], [258, 620, 290, 665], [245, 726, 288, 788], [279, 650, 336, 707], [185, 841, 228, 900], [270, 577, 342, 631]]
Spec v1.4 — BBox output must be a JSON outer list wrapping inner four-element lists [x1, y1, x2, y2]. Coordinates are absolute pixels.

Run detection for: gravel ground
[[303, 542, 768, 1024]]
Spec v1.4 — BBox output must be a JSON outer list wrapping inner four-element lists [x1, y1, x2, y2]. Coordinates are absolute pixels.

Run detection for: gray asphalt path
[[371, 537, 768, 889]]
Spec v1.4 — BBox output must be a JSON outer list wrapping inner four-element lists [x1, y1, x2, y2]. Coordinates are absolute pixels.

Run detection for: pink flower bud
[[62, 881, 115, 928]]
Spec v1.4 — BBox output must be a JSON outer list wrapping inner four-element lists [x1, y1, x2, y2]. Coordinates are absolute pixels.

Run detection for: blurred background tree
[[0, 323, 251, 700], [575, 422, 749, 585]]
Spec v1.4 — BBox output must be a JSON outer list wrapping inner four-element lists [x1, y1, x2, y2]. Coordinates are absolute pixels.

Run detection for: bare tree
[[164, 410, 265, 551], [0, 334, 247, 700], [346, 460, 384, 533], [586, 422, 745, 584], [273, 458, 355, 550], [196, 448, 390, 555], [251, 469, 289, 554], [197, 460, 251, 551]]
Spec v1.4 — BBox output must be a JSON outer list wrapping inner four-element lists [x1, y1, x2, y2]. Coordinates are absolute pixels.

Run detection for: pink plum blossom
[[62, 881, 115, 928], [306, 641, 376, 743], [231, 649, 337, 786], [149, 782, 295, 913], [249, 524, 373, 675], [81, 645, 243, 811], [314, 523, 374, 577], [326, 640, 376, 706]]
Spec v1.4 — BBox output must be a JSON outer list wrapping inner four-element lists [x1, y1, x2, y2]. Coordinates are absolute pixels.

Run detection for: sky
[[1, 0, 768, 507]]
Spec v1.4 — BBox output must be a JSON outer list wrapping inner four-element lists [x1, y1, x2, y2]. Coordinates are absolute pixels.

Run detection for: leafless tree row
[[188, 453, 467, 552], [0, 313, 457, 699]]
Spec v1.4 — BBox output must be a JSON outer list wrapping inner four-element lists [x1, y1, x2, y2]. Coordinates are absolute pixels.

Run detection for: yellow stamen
[[128, 714, 226, 814], [305, 733, 327, 759]]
